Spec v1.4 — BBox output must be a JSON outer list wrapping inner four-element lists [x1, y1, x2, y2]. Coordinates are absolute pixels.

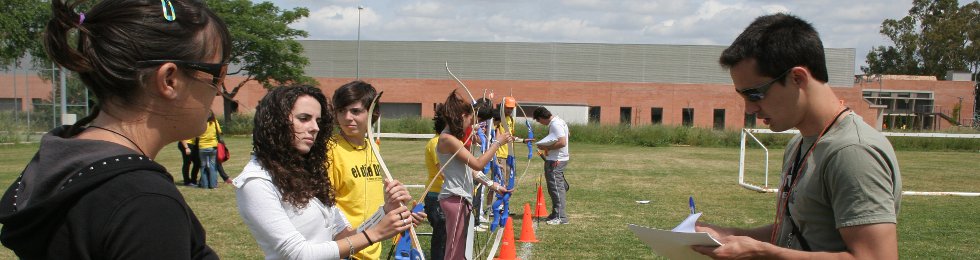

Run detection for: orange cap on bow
[[504, 97, 516, 108]]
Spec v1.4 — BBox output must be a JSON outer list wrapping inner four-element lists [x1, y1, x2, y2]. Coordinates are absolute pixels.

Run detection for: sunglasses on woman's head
[[136, 60, 228, 86], [736, 68, 793, 102]]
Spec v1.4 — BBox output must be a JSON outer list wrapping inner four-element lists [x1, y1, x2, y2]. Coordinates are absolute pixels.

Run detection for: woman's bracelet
[[345, 236, 354, 257], [362, 230, 374, 244]]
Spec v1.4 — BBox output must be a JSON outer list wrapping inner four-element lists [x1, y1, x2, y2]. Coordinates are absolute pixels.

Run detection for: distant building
[[1, 40, 975, 130]]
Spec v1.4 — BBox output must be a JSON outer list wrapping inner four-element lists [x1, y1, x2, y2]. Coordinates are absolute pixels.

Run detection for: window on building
[[896, 99, 911, 111], [744, 113, 757, 128], [713, 109, 725, 130], [682, 108, 694, 127], [588, 106, 601, 124], [378, 103, 422, 118], [651, 107, 663, 124], [620, 107, 632, 125], [31, 98, 43, 109], [915, 100, 934, 114], [0, 98, 22, 111]]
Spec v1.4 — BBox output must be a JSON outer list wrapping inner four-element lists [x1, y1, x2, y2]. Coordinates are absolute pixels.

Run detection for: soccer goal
[[738, 128, 980, 197]]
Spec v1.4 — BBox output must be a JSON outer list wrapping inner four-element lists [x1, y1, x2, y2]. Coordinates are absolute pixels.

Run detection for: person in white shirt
[[532, 107, 571, 225], [234, 85, 423, 260]]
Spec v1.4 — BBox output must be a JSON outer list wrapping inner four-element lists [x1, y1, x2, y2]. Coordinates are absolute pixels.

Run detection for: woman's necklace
[[341, 134, 366, 150], [88, 125, 147, 156]]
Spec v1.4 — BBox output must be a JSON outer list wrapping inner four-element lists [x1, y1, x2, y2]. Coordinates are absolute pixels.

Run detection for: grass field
[[0, 136, 978, 259]]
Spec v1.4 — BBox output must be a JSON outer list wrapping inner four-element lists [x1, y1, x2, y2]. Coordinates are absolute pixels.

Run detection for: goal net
[[738, 128, 980, 197]]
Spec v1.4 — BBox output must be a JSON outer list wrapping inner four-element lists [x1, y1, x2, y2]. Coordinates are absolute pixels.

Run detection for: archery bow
[[412, 63, 480, 207], [365, 91, 426, 260], [481, 97, 520, 260], [514, 102, 538, 188], [407, 62, 487, 259]]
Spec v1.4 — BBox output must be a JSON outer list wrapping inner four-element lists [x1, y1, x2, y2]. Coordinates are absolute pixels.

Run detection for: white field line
[[517, 221, 539, 260]]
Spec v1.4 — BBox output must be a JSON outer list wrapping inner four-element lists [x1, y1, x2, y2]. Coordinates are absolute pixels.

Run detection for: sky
[[263, 0, 976, 74]]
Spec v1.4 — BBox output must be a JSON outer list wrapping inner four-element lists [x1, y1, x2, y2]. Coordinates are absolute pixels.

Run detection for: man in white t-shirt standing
[[532, 107, 570, 225]]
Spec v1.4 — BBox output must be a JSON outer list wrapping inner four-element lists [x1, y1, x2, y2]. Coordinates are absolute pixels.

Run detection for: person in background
[[532, 106, 571, 225], [0, 0, 230, 258], [493, 97, 518, 190], [423, 114, 447, 260], [235, 85, 422, 260], [194, 112, 232, 186], [215, 155, 232, 184], [471, 97, 495, 231], [179, 138, 201, 186], [196, 113, 222, 189], [326, 80, 386, 260], [693, 13, 901, 259], [435, 90, 513, 260], [212, 119, 231, 184]]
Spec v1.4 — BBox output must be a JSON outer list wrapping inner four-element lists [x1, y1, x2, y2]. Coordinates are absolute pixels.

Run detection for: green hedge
[[5, 111, 975, 151], [365, 117, 978, 152]]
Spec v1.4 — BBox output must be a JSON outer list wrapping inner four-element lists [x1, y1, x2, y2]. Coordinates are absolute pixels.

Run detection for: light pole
[[356, 5, 363, 79]]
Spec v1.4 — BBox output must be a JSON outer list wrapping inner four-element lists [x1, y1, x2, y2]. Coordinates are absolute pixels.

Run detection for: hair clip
[[78, 12, 86, 24], [160, 0, 176, 21]]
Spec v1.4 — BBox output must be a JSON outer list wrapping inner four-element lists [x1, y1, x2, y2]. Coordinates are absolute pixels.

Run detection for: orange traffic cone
[[493, 218, 521, 260], [518, 203, 538, 243], [534, 185, 548, 218]]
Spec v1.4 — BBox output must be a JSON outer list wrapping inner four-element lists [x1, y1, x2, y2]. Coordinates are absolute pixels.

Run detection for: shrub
[[210, 114, 980, 152], [221, 112, 255, 136]]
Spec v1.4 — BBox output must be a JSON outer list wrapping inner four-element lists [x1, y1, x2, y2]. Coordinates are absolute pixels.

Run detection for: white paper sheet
[[629, 213, 722, 260], [672, 212, 702, 232]]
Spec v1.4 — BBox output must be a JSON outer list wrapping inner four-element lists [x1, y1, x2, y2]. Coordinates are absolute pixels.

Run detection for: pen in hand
[[689, 196, 696, 215]]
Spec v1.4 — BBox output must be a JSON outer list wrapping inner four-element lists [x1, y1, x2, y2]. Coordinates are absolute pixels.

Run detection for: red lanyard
[[770, 107, 850, 244]]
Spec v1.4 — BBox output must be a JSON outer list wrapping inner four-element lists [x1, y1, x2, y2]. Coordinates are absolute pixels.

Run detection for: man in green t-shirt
[[693, 14, 901, 259]]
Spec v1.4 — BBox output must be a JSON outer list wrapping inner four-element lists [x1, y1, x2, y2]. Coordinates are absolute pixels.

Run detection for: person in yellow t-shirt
[[327, 81, 385, 260], [493, 97, 517, 174], [196, 113, 222, 189], [423, 117, 446, 260]]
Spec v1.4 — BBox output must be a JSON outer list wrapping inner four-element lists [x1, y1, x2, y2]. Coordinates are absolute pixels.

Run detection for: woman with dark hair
[[435, 90, 513, 260], [235, 85, 422, 260], [0, 0, 230, 258]]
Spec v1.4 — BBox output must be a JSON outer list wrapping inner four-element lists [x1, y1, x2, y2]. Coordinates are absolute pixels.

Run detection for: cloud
[[294, 5, 377, 38], [399, 1, 444, 17]]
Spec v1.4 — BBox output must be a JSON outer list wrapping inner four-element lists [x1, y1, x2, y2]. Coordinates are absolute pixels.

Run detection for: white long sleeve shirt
[[234, 157, 351, 260]]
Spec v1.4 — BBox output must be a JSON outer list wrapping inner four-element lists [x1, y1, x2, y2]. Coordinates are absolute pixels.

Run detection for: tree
[[964, 2, 980, 76], [966, 2, 980, 126], [862, 0, 979, 80], [0, 0, 48, 70], [205, 0, 316, 121]]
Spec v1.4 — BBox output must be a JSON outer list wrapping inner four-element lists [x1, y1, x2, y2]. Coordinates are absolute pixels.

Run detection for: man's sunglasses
[[136, 60, 228, 86], [736, 68, 792, 102]]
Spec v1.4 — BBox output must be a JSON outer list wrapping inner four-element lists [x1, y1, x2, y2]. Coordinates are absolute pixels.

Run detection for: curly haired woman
[[234, 85, 423, 260]]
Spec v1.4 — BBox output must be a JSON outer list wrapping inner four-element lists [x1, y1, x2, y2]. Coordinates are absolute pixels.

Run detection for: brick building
[[1, 40, 975, 130]]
